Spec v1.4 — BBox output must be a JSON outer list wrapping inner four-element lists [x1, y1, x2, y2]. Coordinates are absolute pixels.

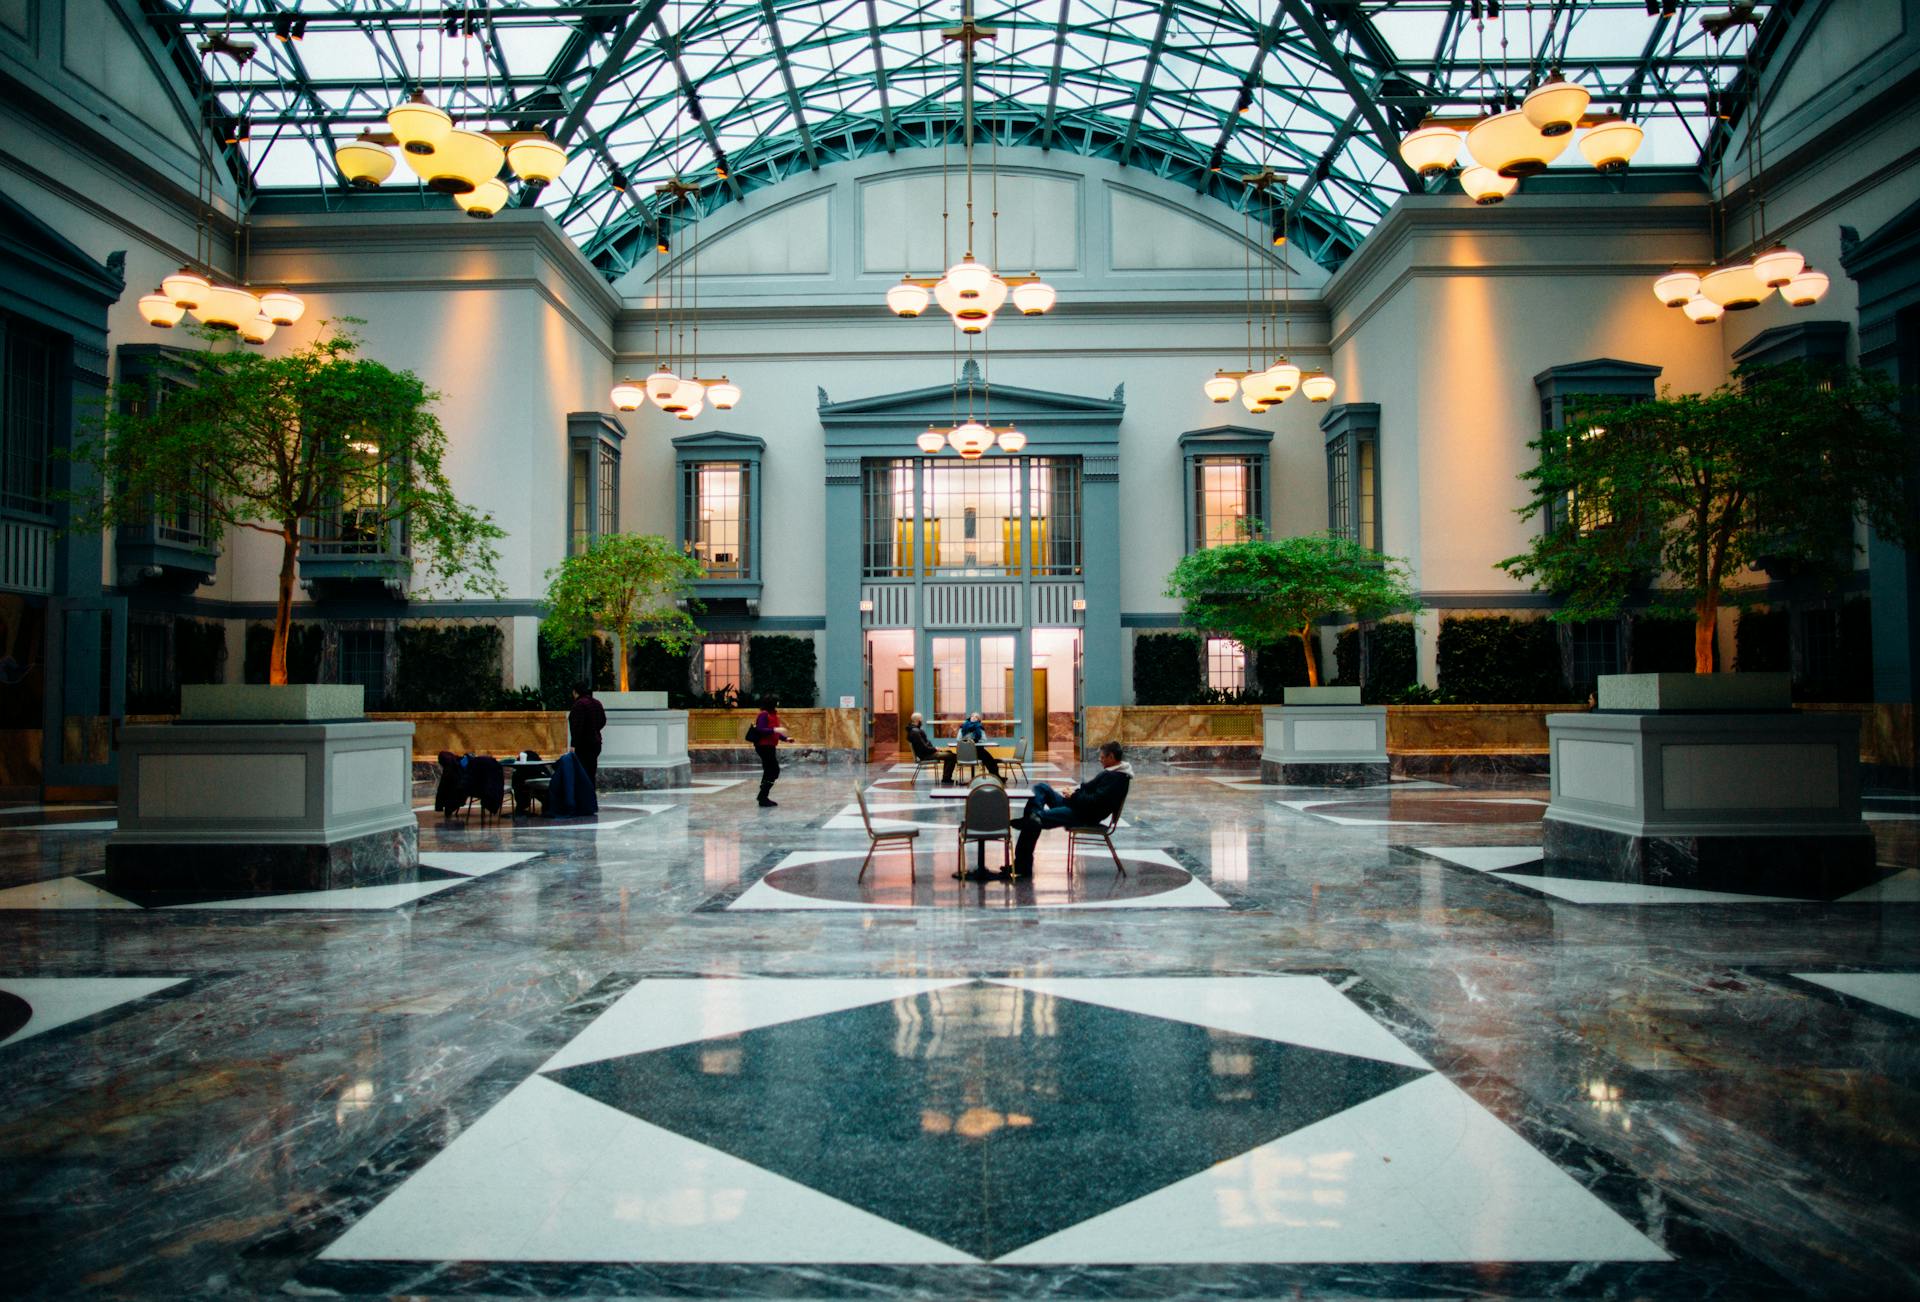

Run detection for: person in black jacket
[[906, 711, 1001, 784], [1010, 740, 1134, 876], [568, 683, 607, 783]]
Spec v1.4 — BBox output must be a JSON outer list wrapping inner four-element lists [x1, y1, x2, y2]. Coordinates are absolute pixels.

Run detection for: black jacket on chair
[[906, 723, 939, 761], [1064, 767, 1131, 823]]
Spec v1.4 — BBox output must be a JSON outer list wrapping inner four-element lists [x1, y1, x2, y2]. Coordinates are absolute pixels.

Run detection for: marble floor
[[1, 764, 1917, 1299]]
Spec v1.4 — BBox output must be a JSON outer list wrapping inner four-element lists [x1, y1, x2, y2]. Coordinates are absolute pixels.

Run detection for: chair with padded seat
[[1064, 785, 1128, 877], [999, 735, 1030, 785], [854, 783, 917, 881], [951, 736, 984, 784], [955, 775, 1011, 877]]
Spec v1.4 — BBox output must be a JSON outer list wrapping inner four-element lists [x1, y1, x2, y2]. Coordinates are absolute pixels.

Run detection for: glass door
[[925, 633, 1017, 740], [42, 596, 126, 792]]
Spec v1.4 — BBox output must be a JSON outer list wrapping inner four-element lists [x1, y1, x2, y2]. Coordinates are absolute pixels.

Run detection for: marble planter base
[[105, 824, 420, 896], [597, 762, 695, 791], [1263, 759, 1391, 787], [1540, 817, 1877, 899]]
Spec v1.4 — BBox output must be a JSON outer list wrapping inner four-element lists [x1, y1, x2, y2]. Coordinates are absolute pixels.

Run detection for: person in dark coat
[[906, 711, 999, 785], [753, 695, 790, 807], [1010, 740, 1134, 876], [567, 682, 607, 782]]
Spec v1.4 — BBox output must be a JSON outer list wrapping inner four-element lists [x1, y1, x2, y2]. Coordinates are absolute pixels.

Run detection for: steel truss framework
[[142, 1, 1785, 275]]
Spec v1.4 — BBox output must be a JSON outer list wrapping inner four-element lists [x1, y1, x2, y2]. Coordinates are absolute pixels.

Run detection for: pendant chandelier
[[609, 148, 742, 417], [139, 35, 301, 340], [882, 3, 1055, 332], [1648, 10, 1826, 320], [916, 361, 1024, 458], [1196, 142, 1336, 411], [1394, 5, 1641, 204], [331, 5, 568, 215]]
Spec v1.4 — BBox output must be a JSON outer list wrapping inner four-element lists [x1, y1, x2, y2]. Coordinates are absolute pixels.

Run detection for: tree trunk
[[1298, 624, 1320, 688], [616, 633, 629, 692], [270, 528, 298, 686], [1693, 594, 1717, 675]]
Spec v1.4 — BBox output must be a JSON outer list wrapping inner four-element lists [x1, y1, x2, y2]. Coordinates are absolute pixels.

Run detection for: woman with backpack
[[750, 695, 790, 807]]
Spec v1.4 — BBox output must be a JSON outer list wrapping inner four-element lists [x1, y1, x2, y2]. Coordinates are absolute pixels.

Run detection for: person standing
[[752, 695, 790, 807], [567, 682, 607, 784]]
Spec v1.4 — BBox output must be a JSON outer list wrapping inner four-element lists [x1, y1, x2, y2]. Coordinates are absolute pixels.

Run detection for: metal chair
[[955, 775, 1011, 877], [853, 783, 917, 881], [1000, 735, 1030, 785], [910, 748, 944, 784], [1064, 786, 1128, 877], [952, 736, 984, 784]]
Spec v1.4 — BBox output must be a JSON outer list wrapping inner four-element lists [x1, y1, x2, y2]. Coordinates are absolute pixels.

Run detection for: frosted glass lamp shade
[[259, 290, 305, 327], [336, 136, 396, 188], [162, 268, 210, 310], [934, 259, 1006, 322], [1256, 361, 1302, 404], [139, 292, 185, 327], [1653, 270, 1701, 307], [886, 280, 930, 317], [1460, 165, 1518, 205], [239, 315, 276, 345], [1701, 262, 1772, 309], [422, 130, 504, 195], [707, 379, 741, 409], [645, 368, 680, 405], [192, 284, 261, 331], [916, 429, 947, 454], [1682, 294, 1725, 324], [1523, 79, 1590, 137], [1465, 109, 1567, 177], [1011, 279, 1055, 315], [457, 177, 510, 218], [1398, 125, 1461, 177], [610, 380, 645, 411], [388, 94, 451, 156], [665, 378, 704, 414], [950, 311, 990, 334], [1240, 392, 1269, 414], [1203, 372, 1239, 403], [1752, 245, 1804, 288], [507, 137, 567, 184], [1578, 119, 1643, 172], [950, 421, 993, 459], [1301, 372, 1337, 402], [1782, 268, 1829, 306], [676, 397, 704, 421], [996, 428, 1027, 452]]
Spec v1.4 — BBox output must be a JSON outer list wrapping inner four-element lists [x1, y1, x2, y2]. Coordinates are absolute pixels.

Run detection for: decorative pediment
[[671, 430, 768, 456], [819, 358, 1125, 433]]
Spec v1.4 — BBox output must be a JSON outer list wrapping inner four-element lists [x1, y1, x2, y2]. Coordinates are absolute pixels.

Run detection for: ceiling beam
[[1038, 0, 1073, 147], [552, 1, 670, 148], [1118, 0, 1178, 165], [652, 18, 746, 200], [1278, 0, 1422, 192], [758, 0, 822, 170], [1198, 5, 1285, 192], [861, 0, 899, 151]]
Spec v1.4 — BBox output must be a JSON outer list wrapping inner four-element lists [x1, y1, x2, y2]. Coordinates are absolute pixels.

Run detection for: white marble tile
[[1492, 873, 1800, 906], [1004, 1073, 1665, 1264], [0, 976, 188, 1045], [540, 977, 976, 1072], [1795, 971, 1920, 1020], [323, 1076, 973, 1263], [1417, 846, 1546, 872], [518, 817, 646, 833], [1839, 868, 1920, 903], [728, 877, 918, 912], [0, 876, 142, 911], [166, 880, 463, 911], [417, 851, 543, 878], [990, 976, 1429, 1069]]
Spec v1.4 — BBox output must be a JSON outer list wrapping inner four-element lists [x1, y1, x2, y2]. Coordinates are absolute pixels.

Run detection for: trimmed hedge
[[176, 618, 227, 689], [244, 622, 323, 684], [1253, 637, 1312, 693], [389, 624, 505, 711], [1333, 620, 1420, 702], [1133, 632, 1204, 705], [626, 637, 692, 702], [1630, 612, 1702, 674], [748, 634, 818, 707], [1734, 608, 1790, 674], [1435, 616, 1576, 703]]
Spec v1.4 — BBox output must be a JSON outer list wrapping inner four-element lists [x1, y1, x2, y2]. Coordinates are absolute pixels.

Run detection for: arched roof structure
[[144, 1, 1786, 274]]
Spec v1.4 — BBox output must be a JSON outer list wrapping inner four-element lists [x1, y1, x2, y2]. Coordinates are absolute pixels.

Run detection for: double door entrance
[[867, 628, 1080, 760]]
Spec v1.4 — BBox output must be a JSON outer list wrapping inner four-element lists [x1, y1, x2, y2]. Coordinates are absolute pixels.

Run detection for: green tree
[[1499, 363, 1913, 674], [80, 324, 503, 685], [541, 533, 704, 692], [1165, 530, 1421, 688]]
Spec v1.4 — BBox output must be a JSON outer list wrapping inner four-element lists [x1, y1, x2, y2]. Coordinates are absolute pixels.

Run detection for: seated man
[[906, 711, 1001, 785], [1010, 740, 1133, 876], [951, 712, 1002, 784]]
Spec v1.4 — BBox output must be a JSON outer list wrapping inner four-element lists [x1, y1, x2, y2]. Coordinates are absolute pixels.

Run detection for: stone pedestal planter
[[107, 688, 418, 895], [1542, 673, 1876, 897], [1261, 687, 1389, 786], [595, 690, 693, 790]]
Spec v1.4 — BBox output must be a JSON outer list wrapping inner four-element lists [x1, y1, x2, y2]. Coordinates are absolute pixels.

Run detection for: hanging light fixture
[[1398, 124, 1462, 178], [388, 91, 452, 156], [406, 128, 503, 194], [676, 395, 705, 421], [258, 290, 306, 327], [1578, 119, 1643, 172], [138, 292, 186, 327], [1781, 268, 1829, 306], [162, 267, 210, 310], [1683, 295, 1725, 324], [1203, 372, 1239, 404], [1465, 109, 1569, 178], [950, 421, 993, 460], [707, 378, 741, 410], [1011, 278, 1056, 315], [667, 378, 704, 414], [646, 367, 681, 407], [1459, 164, 1517, 205], [1751, 245, 1804, 287], [1522, 78, 1590, 137], [917, 429, 948, 454], [1241, 392, 1269, 415], [1301, 371, 1337, 403], [1653, 270, 1702, 307], [887, 278, 931, 317], [506, 135, 568, 184], [610, 379, 645, 411], [192, 284, 263, 331], [1700, 262, 1772, 309], [456, 177, 510, 218], [336, 135, 397, 188], [996, 427, 1027, 453], [238, 314, 276, 346]]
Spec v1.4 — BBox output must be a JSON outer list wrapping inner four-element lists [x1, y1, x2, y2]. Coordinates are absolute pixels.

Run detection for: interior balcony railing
[[298, 506, 410, 596], [0, 511, 54, 595], [116, 491, 218, 588]]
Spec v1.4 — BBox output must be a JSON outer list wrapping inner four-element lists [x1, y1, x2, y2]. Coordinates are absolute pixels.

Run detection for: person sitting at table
[[906, 711, 1001, 785], [958, 712, 987, 743], [945, 714, 1001, 785], [1009, 740, 1132, 876]]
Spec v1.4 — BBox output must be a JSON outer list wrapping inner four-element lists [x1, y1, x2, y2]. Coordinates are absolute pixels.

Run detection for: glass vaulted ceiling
[[146, 1, 1778, 274]]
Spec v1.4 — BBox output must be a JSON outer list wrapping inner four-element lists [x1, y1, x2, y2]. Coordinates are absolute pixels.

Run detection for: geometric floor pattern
[[726, 848, 1231, 911], [0, 976, 190, 1048], [1791, 971, 1920, 1020], [1417, 846, 1920, 905], [321, 976, 1668, 1267], [0, 850, 543, 912]]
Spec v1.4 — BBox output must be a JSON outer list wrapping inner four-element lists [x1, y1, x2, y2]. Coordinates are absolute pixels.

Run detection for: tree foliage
[[541, 533, 704, 692], [1499, 363, 1913, 673], [1165, 531, 1421, 687], [80, 323, 504, 684]]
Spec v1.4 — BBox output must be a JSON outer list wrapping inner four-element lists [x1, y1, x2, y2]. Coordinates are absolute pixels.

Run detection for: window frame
[[1177, 427, 1274, 555], [1319, 402, 1380, 551], [568, 411, 625, 555], [1531, 360, 1661, 538], [672, 429, 766, 605]]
